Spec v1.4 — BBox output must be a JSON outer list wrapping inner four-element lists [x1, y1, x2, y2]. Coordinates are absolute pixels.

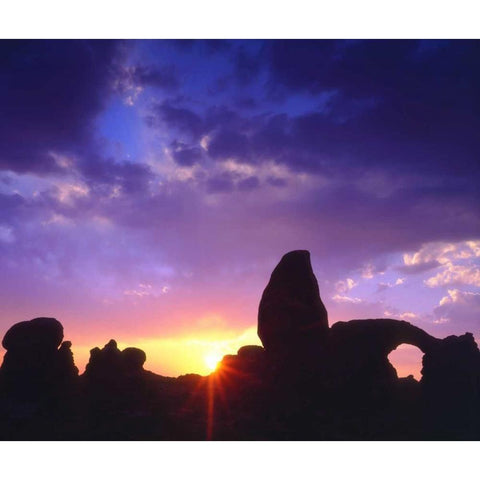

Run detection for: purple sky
[[0, 40, 479, 376]]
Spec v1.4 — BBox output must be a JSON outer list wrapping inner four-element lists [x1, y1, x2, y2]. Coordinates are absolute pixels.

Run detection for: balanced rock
[[122, 347, 147, 373], [2, 317, 63, 351], [258, 250, 329, 357], [0, 317, 77, 398]]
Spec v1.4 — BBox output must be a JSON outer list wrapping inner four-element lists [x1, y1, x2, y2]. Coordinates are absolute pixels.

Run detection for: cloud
[[129, 65, 179, 90], [205, 173, 236, 194], [266, 177, 288, 188], [361, 263, 386, 279], [397, 260, 441, 274], [266, 40, 479, 138], [237, 176, 260, 191], [150, 102, 205, 140], [377, 278, 405, 292], [78, 156, 154, 195], [0, 225, 14, 243], [334, 278, 358, 294], [145, 41, 480, 232], [170, 142, 204, 167], [113, 64, 180, 106], [328, 296, 394, 325], [397, 312, 418, 320], [54, 182, 90, 205], [233, 45, 264, 85], [402, 241, 480, 268], [0, 40, 121, 174], [332, 294, 362, 304], [399, 240, 480, 288], [395, 240, 480, 289], [434, 289, 480, 332], [425, 265, 480, 288], [208, 129, 250, 162], [123, 283, 170, 299]]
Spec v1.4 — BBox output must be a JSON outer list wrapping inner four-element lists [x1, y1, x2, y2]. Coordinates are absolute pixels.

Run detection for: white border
[[1, 0, 479, 38]]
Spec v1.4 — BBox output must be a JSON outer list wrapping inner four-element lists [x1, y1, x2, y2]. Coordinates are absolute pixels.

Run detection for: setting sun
[[205, 352, 223, 372]]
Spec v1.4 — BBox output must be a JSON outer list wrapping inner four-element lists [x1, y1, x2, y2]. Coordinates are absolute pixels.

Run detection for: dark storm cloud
[[2, 41, 478, 292], [151, 101, 251, 161], [170, 39, 234, 54], [170, 142, 204, 167], [156, 40, 480, 181], [0, 40, 121, 174], [266, 176, 288, 188], [0, 193, 26, 223], [265, 40, 480, 173], [205, 172, 236, 194], [79, 155, 154, 195], [138, 41, 480, 279], [149, 39, 479, 185], [266, 40, 479, 102], [152, 102, 205, 139], [131, 65, 179, 90], [208, 128, 250, 161], [233, 45, 264, 85], [237, 176, 260, 191]]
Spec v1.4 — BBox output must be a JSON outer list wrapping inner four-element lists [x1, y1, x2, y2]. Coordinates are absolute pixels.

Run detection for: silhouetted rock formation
[[0, 317, 78, 400], [122, 347, 147, 372], [219, 345, 266, 376], [84, 340, 150, 381], [327, 319, 438, 394], [422, 332, 480, 398], [2, 317, 63, 351], [258, 250, 329, 360], [237, 345, 265, 364], [0, 249, 479, 440], [84, 339, 123, 381], [82, 339, 159, 428], [58, 341, 79, 378], [325, 319, 480, 414], [420, 332, 480, 437]]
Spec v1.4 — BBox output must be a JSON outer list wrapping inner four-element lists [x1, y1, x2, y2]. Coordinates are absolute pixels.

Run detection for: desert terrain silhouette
[[0, 250, 478, 440]]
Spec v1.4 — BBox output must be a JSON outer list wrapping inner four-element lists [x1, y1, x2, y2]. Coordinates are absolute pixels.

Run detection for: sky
[[0, 39, 479, 377]]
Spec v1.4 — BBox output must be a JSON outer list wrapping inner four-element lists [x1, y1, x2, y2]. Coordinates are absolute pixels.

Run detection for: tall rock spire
[[258, 250, 329, 357]]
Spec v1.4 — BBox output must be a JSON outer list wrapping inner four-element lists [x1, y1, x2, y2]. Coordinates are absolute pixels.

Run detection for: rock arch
[[329, 318, 439, 356], [324, 319, 438, 390]]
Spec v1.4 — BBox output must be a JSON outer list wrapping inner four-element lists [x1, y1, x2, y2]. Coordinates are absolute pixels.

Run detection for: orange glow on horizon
[[204, 352, 223, 372], [67, 325, 262, 377], [0, 317, 431, 381]]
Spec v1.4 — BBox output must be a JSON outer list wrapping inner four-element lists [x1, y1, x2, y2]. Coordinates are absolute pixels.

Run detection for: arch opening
[[388, 344, 424, 380]]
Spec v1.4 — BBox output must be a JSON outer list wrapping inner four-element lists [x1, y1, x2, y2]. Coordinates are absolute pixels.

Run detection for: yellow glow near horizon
[[70, 325, 262, 377], [204, 351, 223, 372]]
